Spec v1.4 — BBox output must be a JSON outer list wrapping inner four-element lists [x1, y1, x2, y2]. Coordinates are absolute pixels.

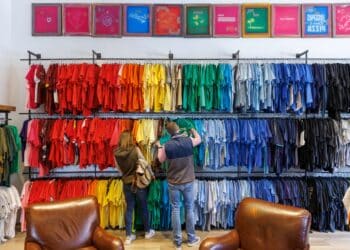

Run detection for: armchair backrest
[[236, 198, 311, 250], [25, 196, 100, 250]]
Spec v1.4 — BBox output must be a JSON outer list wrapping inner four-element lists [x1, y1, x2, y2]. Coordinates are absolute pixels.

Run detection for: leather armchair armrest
[[199, 229, 240, 250], [92, 226, 124, 250], [25, 241, 42, 250]]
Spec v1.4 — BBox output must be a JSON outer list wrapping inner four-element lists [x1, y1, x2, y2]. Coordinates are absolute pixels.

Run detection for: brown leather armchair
[[200, 198, 311, 250], [25, 196, 124, 250]]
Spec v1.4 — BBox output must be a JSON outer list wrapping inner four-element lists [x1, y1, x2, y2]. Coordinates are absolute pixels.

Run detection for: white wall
[[5, 0, 350, 128], [0, 0, 12, 105]]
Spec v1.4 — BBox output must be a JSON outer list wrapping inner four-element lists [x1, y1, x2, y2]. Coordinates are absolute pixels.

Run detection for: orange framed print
[[242, 4, 271, 38], [92, 4, 122, 37], [32, 3, 62, 36], [213, 4, 241, 37], [153, 4, 183, 36], [63, 4, 91, 36], [272, 4, 301, 37]]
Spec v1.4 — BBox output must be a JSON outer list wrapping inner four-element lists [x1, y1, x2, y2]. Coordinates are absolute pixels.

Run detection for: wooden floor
[[1, 230, 350, 250]]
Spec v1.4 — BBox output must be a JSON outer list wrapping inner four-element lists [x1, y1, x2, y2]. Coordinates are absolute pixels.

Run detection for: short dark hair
[[166, 122, 179, 136]]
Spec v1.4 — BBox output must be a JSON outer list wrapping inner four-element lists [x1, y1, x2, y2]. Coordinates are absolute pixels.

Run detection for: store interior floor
[[2, 230, 349, 250]]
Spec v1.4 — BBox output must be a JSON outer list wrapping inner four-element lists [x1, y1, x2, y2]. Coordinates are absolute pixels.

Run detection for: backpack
[[132, 148, 155, 189]]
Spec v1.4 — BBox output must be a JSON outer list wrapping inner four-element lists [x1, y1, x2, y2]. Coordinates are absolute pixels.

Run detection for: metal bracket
[[27, 50, 41, 65], [92, 50, 102, 64], [168, 51, 174, 60], [296, 50, 309, 64], [232, 50, 240, 60]]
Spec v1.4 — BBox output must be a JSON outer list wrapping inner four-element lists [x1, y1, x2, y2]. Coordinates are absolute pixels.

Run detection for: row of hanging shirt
[[25, 62, 325, 115]]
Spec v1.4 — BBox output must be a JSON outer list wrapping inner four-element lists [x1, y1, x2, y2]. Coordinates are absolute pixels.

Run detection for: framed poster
[[153, 4, 183, 36], [302, 4, 331, 37], [32, 3, 62, 36], [242, 4, 270, 38], [123, 4, 152, 36], [92, 4, 122, 37], [333, 4, 350, 37], [272, 4, 301, 37], [63, 4, 91, 36], [185, 4, 212, 37], [213, 4, 241, 37]]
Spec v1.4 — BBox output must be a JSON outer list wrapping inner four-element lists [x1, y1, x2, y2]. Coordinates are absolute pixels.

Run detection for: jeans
[[169, 181, 197, 247], [123, 184, 150, 236]]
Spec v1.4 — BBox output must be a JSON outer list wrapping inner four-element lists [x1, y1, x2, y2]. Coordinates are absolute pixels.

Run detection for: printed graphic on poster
[[302, 4, 331, 37], [242, 4, 270, 38], [32, 3, 62, 36], [63, 4, 91, 36], [153, 5, 182, 36], [272, 4, 301, 37], [213, 4, 241, 37], [333, 4, 350, 37], [185, 5, 211, 37], [93, 4, 121, 37], [123, 5, 152, 36]]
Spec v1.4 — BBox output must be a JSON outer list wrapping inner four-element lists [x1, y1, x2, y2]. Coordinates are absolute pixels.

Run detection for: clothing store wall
[[5, 0, 350, 128], [0, 0, 11, 104]]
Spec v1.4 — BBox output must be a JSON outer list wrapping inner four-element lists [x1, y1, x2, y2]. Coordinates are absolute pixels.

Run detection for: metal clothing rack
[[18, 49, 350, 181]]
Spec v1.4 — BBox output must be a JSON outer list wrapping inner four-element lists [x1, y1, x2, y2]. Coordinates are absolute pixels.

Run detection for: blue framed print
[[302, 4, 331, 37], [123, 4, 152, 36]]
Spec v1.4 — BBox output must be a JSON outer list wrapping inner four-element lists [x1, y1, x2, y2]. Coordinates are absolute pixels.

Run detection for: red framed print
[[302, 4, 332, 37], [213, 4, 241, 37], [123, 4, 152, 36], [63, 4, 91, 36], [333, 4, 350, 37], [153, 4, 183, 36], [272, 4, 301, 37], [92, 4, 122, 37], [32, 3, 62, 36]]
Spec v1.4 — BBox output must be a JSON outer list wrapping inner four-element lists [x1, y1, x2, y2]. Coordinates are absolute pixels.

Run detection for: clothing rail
[[18, 111, 331, 120], [20, 49, 350, 64]]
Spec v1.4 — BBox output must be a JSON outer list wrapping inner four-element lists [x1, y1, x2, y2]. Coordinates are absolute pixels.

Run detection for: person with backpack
[[155, 122, 202, 250], [114, 131, 155, 245]]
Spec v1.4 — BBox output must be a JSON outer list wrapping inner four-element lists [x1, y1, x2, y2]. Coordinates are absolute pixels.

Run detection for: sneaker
[[188, 236, 200, 247], [145, 229, 155, 239], [125, 234, 136, 245], [174, 244, 182, 250]]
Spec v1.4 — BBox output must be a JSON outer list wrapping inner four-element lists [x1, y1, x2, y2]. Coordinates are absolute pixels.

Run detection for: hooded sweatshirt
[[114, 146, 139, 184]]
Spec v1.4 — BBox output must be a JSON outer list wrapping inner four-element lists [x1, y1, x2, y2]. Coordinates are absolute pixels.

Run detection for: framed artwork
[[302, 4, 331, 37], [333, 4, 350, 37], [242, 4, 270, 38], [63, 4, 91, 36], [32, 3, 62, 36], [272, 4, 301, 37], [153, 4, 183, 36], [123, 4, 152, 36], [92, 4, 122, 37], [212, 4, 241, 37], [185, 4, 212, 37]]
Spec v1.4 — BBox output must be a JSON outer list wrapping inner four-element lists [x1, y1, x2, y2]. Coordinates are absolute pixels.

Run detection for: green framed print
[[185, 4, 212, 37], [242, 4, 270, 38]]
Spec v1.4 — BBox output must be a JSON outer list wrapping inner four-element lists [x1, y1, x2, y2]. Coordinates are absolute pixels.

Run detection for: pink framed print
[[213, 4, 241, 37], [333, 4, 350, 37], [92, 4, 122, 37], [32, 3, 62, 36], [302, 4, 332, 37], [63, 4, 91, 36], [272, 4, 301, 37]]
